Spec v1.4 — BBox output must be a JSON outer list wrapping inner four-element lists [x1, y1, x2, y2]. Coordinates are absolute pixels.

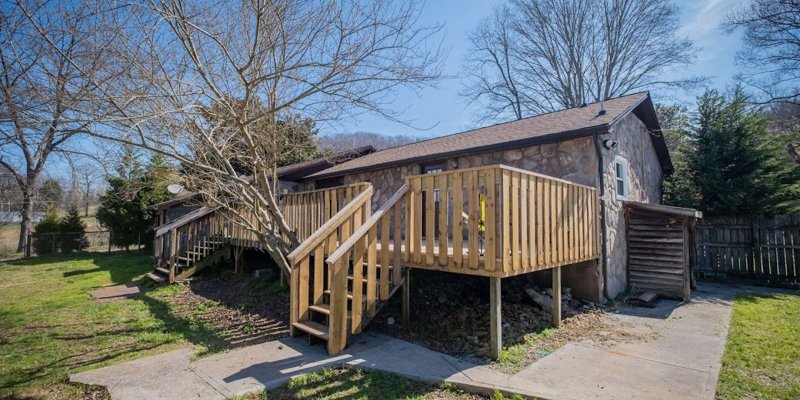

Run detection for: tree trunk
[[16, 190, 34, 253]]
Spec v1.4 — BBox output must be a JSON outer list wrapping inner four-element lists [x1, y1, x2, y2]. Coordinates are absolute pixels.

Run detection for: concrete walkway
[[71, 284, 736, 399]]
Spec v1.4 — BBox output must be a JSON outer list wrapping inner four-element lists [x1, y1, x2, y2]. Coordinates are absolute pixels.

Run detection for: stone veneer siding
[[602, 112, 664, 297]]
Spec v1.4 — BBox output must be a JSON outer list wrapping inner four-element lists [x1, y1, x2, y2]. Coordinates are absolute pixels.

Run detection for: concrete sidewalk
[[71, 284, 736, 399]]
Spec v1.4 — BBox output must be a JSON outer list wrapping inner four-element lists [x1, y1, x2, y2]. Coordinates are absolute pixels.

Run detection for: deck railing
[[281, 183, 371, 242], [404, 164, 600, 276], [154, 208, 226, 282]]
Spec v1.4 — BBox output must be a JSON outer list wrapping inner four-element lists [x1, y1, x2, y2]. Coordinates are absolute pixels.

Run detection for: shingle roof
[[276, 145, 376, 180], [310, 92, 669, 179]]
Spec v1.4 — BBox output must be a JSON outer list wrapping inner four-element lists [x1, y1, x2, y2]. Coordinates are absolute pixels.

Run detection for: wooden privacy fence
[[696, 215, 800, 280]]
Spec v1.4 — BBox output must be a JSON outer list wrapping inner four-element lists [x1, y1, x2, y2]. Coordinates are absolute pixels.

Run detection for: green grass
[[0, 253, 227, 399], [237, 367, 512, 400], [716, 292, 800, 399]]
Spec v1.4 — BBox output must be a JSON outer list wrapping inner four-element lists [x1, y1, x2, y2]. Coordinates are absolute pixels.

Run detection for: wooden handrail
[[287, 185, 373, 263], [327, 184, 408, 264]]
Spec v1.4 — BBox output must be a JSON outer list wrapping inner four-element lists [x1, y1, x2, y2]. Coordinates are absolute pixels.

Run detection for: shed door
[[626, 209, 691, 300]]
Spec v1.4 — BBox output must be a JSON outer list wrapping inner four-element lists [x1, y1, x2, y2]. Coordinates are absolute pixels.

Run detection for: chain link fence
[[25, 231, 145, 257]]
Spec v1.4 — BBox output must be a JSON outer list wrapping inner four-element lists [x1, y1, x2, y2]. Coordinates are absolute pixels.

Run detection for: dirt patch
[[166, 272, 291, 350], [367, 270, 655, 368]]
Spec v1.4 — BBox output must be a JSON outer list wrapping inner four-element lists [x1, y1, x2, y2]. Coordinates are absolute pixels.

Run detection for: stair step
[[292, 320, 329, 340], [145, 272, 166, 284], [323, 289, 354, 300], [155, 267, 170, 275], [309, 303, 331, 315], [309, 303, 354, 318]]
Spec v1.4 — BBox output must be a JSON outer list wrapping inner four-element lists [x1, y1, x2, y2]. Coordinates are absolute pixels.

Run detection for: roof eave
[[306, 125, 608, 180]]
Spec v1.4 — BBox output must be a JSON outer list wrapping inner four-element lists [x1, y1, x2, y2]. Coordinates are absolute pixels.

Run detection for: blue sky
[[41, 0, 746, 181], [329, 0, 746, 139]]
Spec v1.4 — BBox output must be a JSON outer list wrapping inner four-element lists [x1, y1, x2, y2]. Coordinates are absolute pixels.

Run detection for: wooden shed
[[624, 201, 702, 300]]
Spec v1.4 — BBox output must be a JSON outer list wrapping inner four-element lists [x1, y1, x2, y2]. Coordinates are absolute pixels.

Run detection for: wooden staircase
[[146, 239, 229, 284], [288, 184, 408, 354], [149, 207, 230, 284]]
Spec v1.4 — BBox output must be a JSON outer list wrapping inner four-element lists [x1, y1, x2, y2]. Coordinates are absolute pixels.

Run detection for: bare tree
[[462, 0, 700, 122], [724, 0, 800, 105], [0, 2, 112, 252], [24, 0, 443, 271], [73, 163, 102, 216], [318, 132, 425, 152]]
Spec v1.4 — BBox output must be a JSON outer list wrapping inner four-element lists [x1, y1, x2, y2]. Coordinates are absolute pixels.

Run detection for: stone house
[[296, 91, 672, 301]]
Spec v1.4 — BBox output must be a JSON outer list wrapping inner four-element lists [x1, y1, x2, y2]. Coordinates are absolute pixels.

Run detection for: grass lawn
[[716, 291, 800, 399], [0, 252, 229, 399], [0, 253, 500, 400]]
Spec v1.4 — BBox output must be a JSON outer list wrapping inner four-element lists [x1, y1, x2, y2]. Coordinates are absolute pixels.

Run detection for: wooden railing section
[[324, 184, 408, 353], [404, 164, 599, 277], [154, 209, 227, 283], [282, 183, 371, 242], [286, 186, 376, 354]]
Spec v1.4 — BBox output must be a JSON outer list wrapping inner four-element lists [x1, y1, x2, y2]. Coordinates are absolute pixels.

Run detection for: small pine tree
[[59, 206, 87, 253], [33, 205, 61, 254], [97, 151, 174, 251]]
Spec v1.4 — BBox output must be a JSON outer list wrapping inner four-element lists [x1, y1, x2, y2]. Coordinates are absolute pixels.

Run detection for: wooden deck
[[153, 164, 601, 357]]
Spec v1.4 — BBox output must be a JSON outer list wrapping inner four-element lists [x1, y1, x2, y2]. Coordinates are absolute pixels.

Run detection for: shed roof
[[309, 92, 671, 179]]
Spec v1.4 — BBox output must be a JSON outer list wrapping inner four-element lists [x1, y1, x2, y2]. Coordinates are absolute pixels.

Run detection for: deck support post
[[552, 266, 561, 327], [234, 246, 245, 274], [490, 276, 501, 360], [402, 268, 411, 325]]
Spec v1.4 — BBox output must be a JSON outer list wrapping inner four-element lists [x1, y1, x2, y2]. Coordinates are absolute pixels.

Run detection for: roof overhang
[[307, 125, 608, 180], [623, 201, 702, 219]]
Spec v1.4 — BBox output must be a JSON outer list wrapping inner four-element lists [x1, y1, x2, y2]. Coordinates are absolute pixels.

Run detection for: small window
[[614, 156, 629, 200]]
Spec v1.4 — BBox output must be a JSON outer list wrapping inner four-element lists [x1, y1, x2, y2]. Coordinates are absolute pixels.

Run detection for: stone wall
[[344, 136, 599, 212], [602, 112, 664, 297]]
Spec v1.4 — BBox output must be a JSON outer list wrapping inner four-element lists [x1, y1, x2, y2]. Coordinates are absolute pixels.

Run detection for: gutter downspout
[[592, 130, 611, 301]]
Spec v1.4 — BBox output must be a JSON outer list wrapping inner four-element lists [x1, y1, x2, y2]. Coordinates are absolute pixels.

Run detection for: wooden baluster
[[452, 172, 463, 268], [484, 169, 496, 272], [424, 175, 435, 266], [510, 171, 520, 272], [468, 170, 480, 270], [393, 202, 403, 286], [502, 169, 511, 273], [352, 218, 365, 334], [380, 214, 390, 300], [544, 179, 552, 266], [367, 225, 378, 316], [414, 178, 423, 264], [528, 176, 536, 270], [438, 175, 449, 268], [313, 245, 324, 305], [520, 174, 529, 271], [299, 257, 310, 320]]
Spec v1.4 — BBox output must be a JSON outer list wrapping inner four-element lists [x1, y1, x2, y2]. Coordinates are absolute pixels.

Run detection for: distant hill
[[318, 132, 426, 152]]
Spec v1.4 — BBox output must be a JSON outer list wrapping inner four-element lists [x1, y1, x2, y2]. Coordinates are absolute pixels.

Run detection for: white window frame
[[614, 156, 629, 200]]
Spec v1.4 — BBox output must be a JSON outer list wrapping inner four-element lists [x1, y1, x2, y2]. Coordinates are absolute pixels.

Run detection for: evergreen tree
[[33, 205, 61, 254], [658, 104, 698, 208], [688, 89, 800, 216], [97, 150, 174, 251], [59, 206, 87, 253], [37, 178, 64, 212]]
